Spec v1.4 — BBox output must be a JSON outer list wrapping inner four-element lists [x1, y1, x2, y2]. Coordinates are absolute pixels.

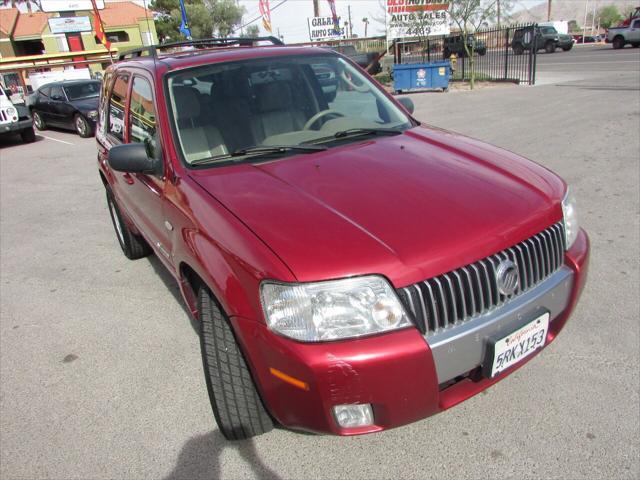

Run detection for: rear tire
[[105, 188, 151, 260], [513, 45, 524, 55], [545, 41, 556, 53], [613, 36, 625, 49], [199, 287, 273, 440], [20, 127, 36, 143], [75, 114, 92, 138], [32, 111, 46, 130]]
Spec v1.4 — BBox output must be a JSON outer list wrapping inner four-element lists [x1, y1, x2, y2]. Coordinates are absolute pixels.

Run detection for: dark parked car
[[443, 34, 487, 58], [31, 80, 101, 137], [512, 25, 573, 54]]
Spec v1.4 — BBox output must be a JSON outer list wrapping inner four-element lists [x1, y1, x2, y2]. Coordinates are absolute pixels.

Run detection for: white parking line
[[38, 134, 75, 146]]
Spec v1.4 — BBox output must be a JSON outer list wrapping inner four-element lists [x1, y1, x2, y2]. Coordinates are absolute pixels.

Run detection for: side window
[[128, 77, 157, 157], [633, 19, 640, 29], [39, 86, 51, 98], [50, 85, 64, 101], [108, 73, 129, 143]]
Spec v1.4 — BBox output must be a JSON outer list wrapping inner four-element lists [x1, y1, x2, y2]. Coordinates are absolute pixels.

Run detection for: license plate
[[486, 312, 549, 378]]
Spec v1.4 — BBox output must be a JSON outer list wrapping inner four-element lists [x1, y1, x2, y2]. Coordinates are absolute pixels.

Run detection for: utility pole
[[497, 0, 501, 28], [547, 0, 552, 21], [313, 0, 319, 17], [348, 5, 352, 38]]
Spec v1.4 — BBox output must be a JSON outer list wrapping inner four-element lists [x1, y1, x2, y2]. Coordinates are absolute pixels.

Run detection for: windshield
[[540, 27, 558, 34], [63, 81, 101, 101], [167, 54, 413, 165]]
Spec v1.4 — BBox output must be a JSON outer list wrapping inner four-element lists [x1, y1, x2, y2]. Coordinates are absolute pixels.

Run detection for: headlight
[[87, 110, 98, 120], [562, 188, 579, 250], [260, 276, 412, 342], [6, 107, 16, 116]]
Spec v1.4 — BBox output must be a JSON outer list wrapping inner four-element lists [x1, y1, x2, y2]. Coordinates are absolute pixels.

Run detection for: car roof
[[40, 80, 99, 88], [112, 46, 336, 75]]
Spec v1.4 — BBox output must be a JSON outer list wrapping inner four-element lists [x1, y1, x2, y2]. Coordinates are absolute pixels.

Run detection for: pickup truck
[[329, 44, 382, 74], [607, 17, 640, 49]]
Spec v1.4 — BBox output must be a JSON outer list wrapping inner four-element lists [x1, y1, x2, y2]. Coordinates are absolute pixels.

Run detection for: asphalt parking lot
[[1, 45, 638, 479]]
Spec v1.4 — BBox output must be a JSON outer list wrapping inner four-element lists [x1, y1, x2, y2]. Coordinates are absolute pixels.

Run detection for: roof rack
[[118, 36, 285, 61]]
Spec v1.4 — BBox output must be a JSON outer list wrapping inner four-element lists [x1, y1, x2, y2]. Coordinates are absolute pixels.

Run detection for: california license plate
[[485, 312, 550, 378]]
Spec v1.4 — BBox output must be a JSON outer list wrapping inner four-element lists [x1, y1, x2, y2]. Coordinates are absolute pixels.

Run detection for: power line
[[234, 0, 289, 32]]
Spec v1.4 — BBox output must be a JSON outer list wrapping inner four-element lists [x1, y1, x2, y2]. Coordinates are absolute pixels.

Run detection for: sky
[[236, 0, 547, 43]]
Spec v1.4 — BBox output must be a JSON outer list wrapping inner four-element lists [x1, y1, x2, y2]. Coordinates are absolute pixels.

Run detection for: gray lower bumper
[[0, 118, 32, 134], [426, 266, 574, 384]]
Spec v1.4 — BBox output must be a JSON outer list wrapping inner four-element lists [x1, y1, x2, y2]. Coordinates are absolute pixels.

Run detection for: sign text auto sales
[[385, 0, 450, 39]]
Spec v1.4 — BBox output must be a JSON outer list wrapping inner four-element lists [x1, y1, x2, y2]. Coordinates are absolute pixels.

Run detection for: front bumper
[[0, 118, 32, 135], [233, 228, 589, 435]]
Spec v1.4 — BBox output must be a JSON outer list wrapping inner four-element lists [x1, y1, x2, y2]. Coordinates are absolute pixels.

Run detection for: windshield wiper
[[190, 144, 327, 166], [303, 127, 403, 144]]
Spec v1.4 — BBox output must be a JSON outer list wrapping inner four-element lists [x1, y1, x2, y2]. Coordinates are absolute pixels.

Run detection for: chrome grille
[[397, 222, 566, 335]]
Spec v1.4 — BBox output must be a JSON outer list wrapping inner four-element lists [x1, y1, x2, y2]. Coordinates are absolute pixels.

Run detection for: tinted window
[[128, 77, 157, 156], [633, 19, 640, 28], [63, 81, 101, 100], [39, 86, 51, 98], [540, 27, 557, 34], [108, 74, 129, 142], [50, 85, 65, 100]]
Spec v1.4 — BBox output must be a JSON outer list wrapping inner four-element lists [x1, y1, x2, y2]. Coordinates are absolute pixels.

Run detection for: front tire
[[613, 36, 625, 49], [20, 127, 36, 143], [75, 114, 92, 138], [32, 111, 46, 130], [562, 45, 572, 51], [199, 287, 273, 440], [105, 188, 151, 260]]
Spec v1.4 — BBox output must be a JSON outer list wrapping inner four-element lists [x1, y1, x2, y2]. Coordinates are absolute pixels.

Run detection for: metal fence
[[396, 24, 538, 85]]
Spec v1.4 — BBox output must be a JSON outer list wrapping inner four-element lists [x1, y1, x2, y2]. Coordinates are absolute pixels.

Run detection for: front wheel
[[562, 45, 572, 51], [75, 114, 93, 138], [20, 127, 36, 143], [613, 36, 625, 49], [632, 43, 640, 48], [199, 287, 273, 440]]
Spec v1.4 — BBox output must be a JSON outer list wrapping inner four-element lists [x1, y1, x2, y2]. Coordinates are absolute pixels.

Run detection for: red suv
[[97, 37, 589, 440]]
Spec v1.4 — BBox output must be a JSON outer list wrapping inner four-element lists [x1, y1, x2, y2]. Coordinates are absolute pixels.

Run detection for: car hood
[[189, 126, 565, 287], [69, 97, 99, 112]]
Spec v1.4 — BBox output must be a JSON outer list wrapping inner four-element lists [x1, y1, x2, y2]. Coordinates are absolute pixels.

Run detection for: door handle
[[122, 173, 134, 185]]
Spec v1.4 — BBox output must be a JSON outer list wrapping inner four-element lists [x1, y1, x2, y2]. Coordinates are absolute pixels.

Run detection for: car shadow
[[146, 254, 200, 335], [163, 430, 281, 480], [0, 132, 43, 148]]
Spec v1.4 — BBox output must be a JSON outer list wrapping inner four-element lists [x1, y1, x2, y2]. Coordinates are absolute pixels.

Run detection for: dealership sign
[[307, 16, 345, 41], [41, 0, 104, 12], [385, 0, 450, 39], [48, 16, 92, 34]]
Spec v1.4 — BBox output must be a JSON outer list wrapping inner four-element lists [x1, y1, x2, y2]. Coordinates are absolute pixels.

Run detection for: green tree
[[598, 5, 621, 29], [448, 0, 498, 90], [150, 0, 245, 42], [245, 24, 260, 38]]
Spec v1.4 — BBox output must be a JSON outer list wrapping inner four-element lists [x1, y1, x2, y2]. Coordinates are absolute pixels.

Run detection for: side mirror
[[108, 143, 160, 175], [51, 94, 63, 101], [397, 96, 414, 114]]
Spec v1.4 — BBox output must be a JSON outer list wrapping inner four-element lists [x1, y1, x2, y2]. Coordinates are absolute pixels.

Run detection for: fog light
[[332, 404, 374, 428]]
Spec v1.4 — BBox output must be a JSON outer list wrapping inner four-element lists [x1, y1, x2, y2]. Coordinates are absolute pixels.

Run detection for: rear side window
[[108, 73, 129, 143], [50, 85, 64, 101], [128, 77, 157, 156]]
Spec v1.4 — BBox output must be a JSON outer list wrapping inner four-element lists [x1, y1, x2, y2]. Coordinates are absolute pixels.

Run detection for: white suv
[[0, 86, 35, 143]]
